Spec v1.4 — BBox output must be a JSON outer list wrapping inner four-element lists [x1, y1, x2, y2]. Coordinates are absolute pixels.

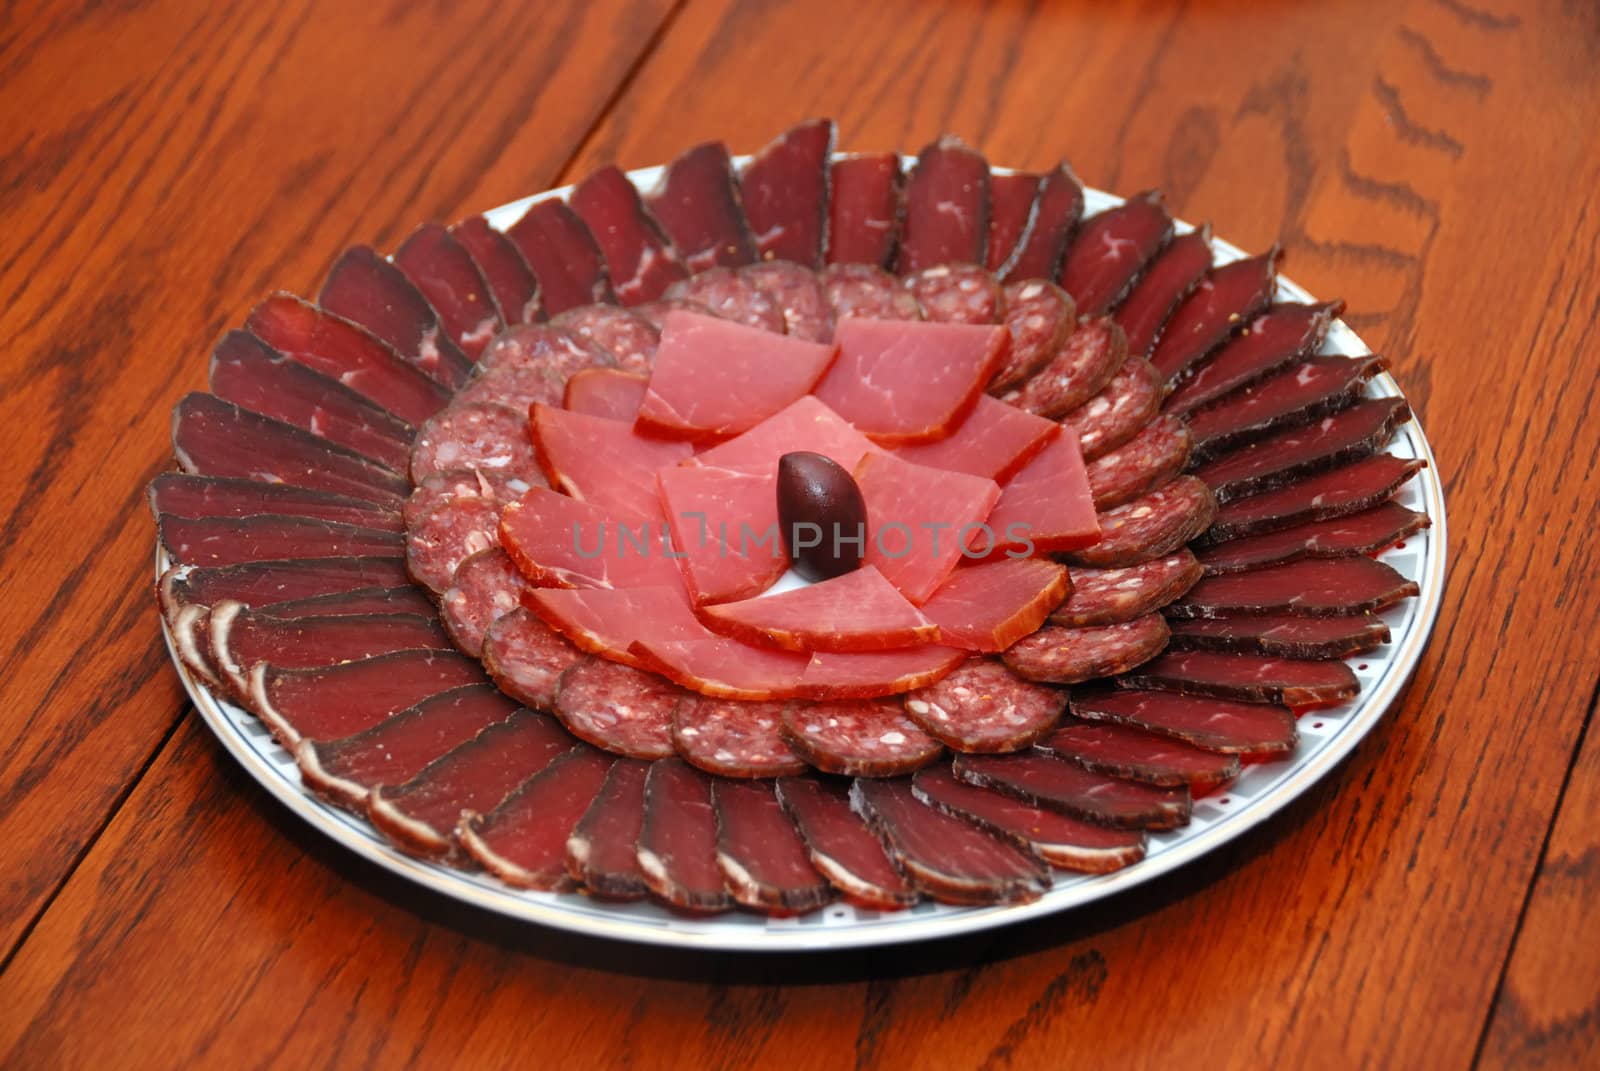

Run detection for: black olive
[[777, 451, 868, 581]]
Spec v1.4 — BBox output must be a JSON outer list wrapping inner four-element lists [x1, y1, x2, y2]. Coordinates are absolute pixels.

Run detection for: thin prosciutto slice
[[697, 566, 939, 652], [530, 405, 693, 518], [562, 368, 649, 421], [798, 644, 968, 700], [854, 452, 1000, 604], [523, 584, 711, 669], [981, 432, 1100, 555], [688, 395, 877, 475], [917, 558, 1070, 652], [656, 465, 786, 605], [498, 488, 684, 590], [891, 395, 1056, 482], [631, 636, 809, 701]]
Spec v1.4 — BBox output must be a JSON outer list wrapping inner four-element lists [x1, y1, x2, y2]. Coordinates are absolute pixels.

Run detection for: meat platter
[[154, 123, 1447, 950]]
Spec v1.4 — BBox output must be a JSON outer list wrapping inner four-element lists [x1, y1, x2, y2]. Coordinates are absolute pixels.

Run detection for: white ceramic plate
[[161, 165, 1448, 951]]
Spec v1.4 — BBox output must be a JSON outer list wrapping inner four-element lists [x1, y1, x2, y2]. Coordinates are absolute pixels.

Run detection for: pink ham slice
[[450, 216, 542, 325], [896, 136, 990, 274], [891, 395, 1057, 482], [566, 758, 652, 900], [523, 584, 709, 670], [826, 153, 902, 267], [505, 198, 615, 315], [148, 474, 401, 531], [953, 752, 1191, 830], [1166, 612, 1391, 660], [530, 404, 693, 518], [775, 777, 919, 909], [159, 514, 402, 567], [739, 118, 835, 268], [813, 318, 1009, 445], [499, 487, 685, 590], [1039, 718, 1240, 789], [318, 246, 473, 389], [981, 432, 1100, 555], [393, 223, 502, 359], [1070, 685, 1297, 757], [673, 696, 807, 778], [688, 395, 877, 475], [917, 558, 1070, 652], [569, 165, 687, 306], [1165, 301, 1345, 416], [461, 747, 618, 890], [1201, 453, 1425, 543], [648, 142, 759, 273], [798, 645, 968, 701], [697, 566, 938, 652], [562, 367, 649, 421], [1058, 192, 1173, 317], [1194, 501, 1429, 575], [637, 758, 734, 912], [1004, 163, 1084, 283], [1166, 556, 1419, 618], [781, 698, 945, 775], [632, 637, 809, 701], [656, 465, 786, 605], [634, 311, 838, 440], [986, 172, 1043, 277], [1114, 226, 1213, 358], [713, 779, 833, 914], [1150, 250, 1281, 387], [855, 452, 1000, 603], [1117, 650, 1360, 707]]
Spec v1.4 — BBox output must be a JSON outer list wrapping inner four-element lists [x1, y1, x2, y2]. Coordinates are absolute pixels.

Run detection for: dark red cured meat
[[566, 758, 652, 900], [1066, 475, 1217, 569], [672, 696, 807, 778], [1167, 612, 1391, 659], [1150, 250, 1281, 388], [1053, 551, 1204, 628], [1001, 316, 1127, 419], [1165, 301, 1345, 416], [1061, 356, 1163, 462], [982, 432, 1100, 556], [250, 585, 435, 620], [570, 165, 687, 305], [850, 778, 1049, 905], [209, 330, 414, 471], [739, 117, 835, 268], [157, 557, 408, 621], [953, 752, 1191, 830], [460, 747, 616, 890], [298, 684, 520, 810], [1167, 556, 1420, 618], [1187, 355, 1385, 462], [774, 777, 918, 909], [368, 709, 576, 858], [551, 305, 659, 374], [911, 765, 1145, 872], [1114, 226, 1213, 357], [1201, 453, 1425, 543], [408, 401, 540, 485], [403, 467, 542, 529], [450, 216, 542, 325], [171, 393, 408, 506], [818, 263, 922, 321], [895, 137, 990, 273], [1195, 501, 1429, 575], [210, 605, 449, 698], [148, 474, 401, 531], [456, 325, 615, 412], [740, 261, 834, 341], [781, 698, 944, 776], [1194, 397, 1411, 505], [662, 268, 786, 334], [562, 367, 649, 421], [1039, 718, 1240, 789], [553, 656, 685, 759], [246, 294, 451, 425], [713, 779, 832, 914], [1002, 614, 1171, 685], [498, 489, 686, 591], [1118, 650, 1360, 707], [440, 548, 530, 658], [798, 646, 968, 701], [990, 280, 1075, 392], [902, 658, 1066, 753], [159, 514, 402, 568], [1085, 414, 1193, 510], [699, 567, 937, 653], [406, 495, 500, 595], [1058, 192, 1173, 317], [892, 395, 1056, 482], [637, 758, 733, 912], [532, 403, 693, 516], [481, 608, 584, 710], [1003, 163, 1084, 283], [906, 264, 1004, 325], [916, 558, 1070, 653], [648, 142, 759, 272], [394, 223, 502, 359], [1070, 685, 1297, 758], [826, 153, 902, 267], [252, 648, 488, 747], [318, 246, 473, 389], [985, 173, 1042, 277], [505, 198, 615, 315]]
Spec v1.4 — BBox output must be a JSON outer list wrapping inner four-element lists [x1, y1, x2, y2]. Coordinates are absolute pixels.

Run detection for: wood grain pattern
[[1, 0, 1597, 1065]]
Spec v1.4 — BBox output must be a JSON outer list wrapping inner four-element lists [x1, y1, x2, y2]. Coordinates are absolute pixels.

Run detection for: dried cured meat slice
[[439, 548, 530, 658], [298, 684, 520, 810], [1118, 651, 1360, 707], [700, 567, 937, 653], [740, 261, 834, 342], [953, 752, 1191, 830], [895, 136, 990, 273], [566, 758, 652, 900], [631, 637, 809, 701], [655, 465, 786, 605], [713, 779, 833, 914], [989, 280, 1076, 392], [1070, 685, 1297, 756], [369, 710, 576, 858], [318, 246, 473, 388], [1001, 316, 1126, 419], [405, 495, 500, 595], [851, 778, 1049, 904], [1053, 552, 1203, 628], [1066, 475, 1217, 569], [394, 223, 502, 359], [916, 558, 1070, 653], [1166, 556, 1419, 618], [1194, 397, 1410, 504], [505, 198, 615, 314], [148, 474, 401, 531], [158, 557, 409, 619], [210, 604, 449, 698], [781, 697, 944, 775], [1167, 613, 1391, 659], [481, 608, 584, 710], [1060, 356, 1162, 462], [637, 758, 733, 912], [647, 141, 759, 273], [672, 696, 807, 778], [460, 747, 617, 890], [251, 648, 488, 747], [569, 164, 687, 305], [892, 395, 1056, 482], [1195, 501, 1429, 575], [739, 117, 835, 268], [550, 305, 659, 373], [552, 656, 684, 759], [523, 585, 707, 669], [799, 646, 968, 701], [450, 216, 542, 325], [1004, 163, 1083, 283], [1201, 453, 1425, 543], [1165, 301, 1344, 416], [403, 467, 541, 529], [159, 514, 402, 567], [1039, 718, 1239, 789], [1085, 414, 1192, 510], [818, 263, 922, 322], [1002, 614, 1171, 685], [902, 658, 1066, 753], [854, 452, 1001, 602], [690, 395, 877, 476], [530, 404, 693, 517], [1058, 192, 1173, 317], [409, 400, 540, 485], [982, 433, 1100, 555], [1187, 355, 1384, 461], [911, 765, 1145, 872], [826, 153, 902, 267], [499, 488, 684, 591], [906, 264, 1004, 325], [985, 172, 1042, 277], [662, 267, 786, 334], [1150, 250, 1281, 388], [774, 777, 918, 909], [251, 585, 435, 619], [562, 367, 649, 421], [1114, 226, 1213, 357]]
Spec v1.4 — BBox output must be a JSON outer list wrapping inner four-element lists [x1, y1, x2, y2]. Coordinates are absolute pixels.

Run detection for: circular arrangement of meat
[[154, 121, 1430, 917]]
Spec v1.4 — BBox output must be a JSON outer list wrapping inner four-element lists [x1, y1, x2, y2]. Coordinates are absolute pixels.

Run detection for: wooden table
[[2, 0, 1595, 1065]]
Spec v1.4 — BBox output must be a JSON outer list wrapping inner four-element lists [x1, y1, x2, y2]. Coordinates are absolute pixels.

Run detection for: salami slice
[[1166, 556, 1419, 618], [566, 757, 652, 900], [672, 696, 807, 778], [408, 401, 539, 485], [405, 495, 500, 595], [818, 262, 922, 322], [826, 153, 902, 267], [1001, 316, 1127, 418], [149, 474, 402, 531], [1053, 552, 1203, 628], [460, 747, 616, 890], [1002, 614, 1171, 685], [210, 603, 450, 698], [1114, 226, 1213, 357], [1150, 250, 1281, 388], [1003, 163, 1083, 283], [774, 777, 919, 910], [552, 656, 684, 759], [1060, 356, 1162, 462], [1193, 397, 1410, 505], [903, 658, 1066, 753], [1039, 718, 1239, 789], [647, 141, 759, 272], [250, 585, 435, 620], [1118, 650, 1360, 707], [953, 752, 1191, 830], [1187, 355, 1384, 462], [907, 263, 1003, 325], [989, 280, 1075, 392], [663, 267, 786, 334], [159, 514, 402, 568], [403, 467, 541, 529], [318, 245, 473, 389], [1070, 685, 1297, 756], [251, 648, 488, 747], [481, 608, 584, 711], [569, 165, 687, 306], [781, 698, 944, 776], [896, 136, 990, 273], [157, 557, 409, 620], [713, 779, 833, 914], [562, 367, 649, 421], [440, 547, 530, 658], [986, 173, 1043, 277], [1066, 475, 1217, 569], [394, 222, 502, 359], [1085, 415, 1193, 510], [1059, 192, 1173, 317], [505, 198, 615, 315], [450, 216, 542, 325], [459, 324, 614, 411], [551, 304, 660, 373], [739, 117, 835, 268], [637, 758, 734, 912], [1167, 612, 1391, 659], [1165, 301, 1344, 416], [850, 778, 1050, 905], [1201, 453, 1425, 543], [741, 260, 834, 341], [1195, 501, 1429, 575]]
